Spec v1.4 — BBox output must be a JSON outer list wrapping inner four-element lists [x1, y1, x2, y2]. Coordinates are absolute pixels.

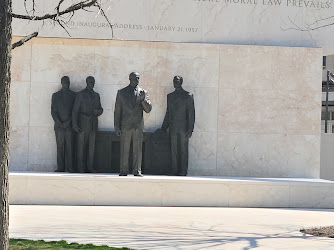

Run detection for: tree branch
[[95, 1, 114, 37], [282, 15, 334, 32], [11, 0, 114, 38], [12, 32, 38, 49], [56, 0, 65, 16], [12, 0, 97, 21], [56, 20, 71, 37]]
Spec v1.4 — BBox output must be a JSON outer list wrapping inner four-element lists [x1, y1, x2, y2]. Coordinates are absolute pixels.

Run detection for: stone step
[[9, 172, 334, 208]]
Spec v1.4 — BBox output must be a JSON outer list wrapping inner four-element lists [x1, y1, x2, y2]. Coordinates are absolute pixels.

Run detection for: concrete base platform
[[9, 172, 334, 208]]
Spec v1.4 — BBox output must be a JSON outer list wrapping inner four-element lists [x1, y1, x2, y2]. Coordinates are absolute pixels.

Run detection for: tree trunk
[[0, 0, 12, 249]]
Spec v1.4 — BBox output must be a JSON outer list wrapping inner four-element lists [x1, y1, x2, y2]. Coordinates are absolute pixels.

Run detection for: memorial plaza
[[9, 205, 334, 249], [7, 0, 334, 248]]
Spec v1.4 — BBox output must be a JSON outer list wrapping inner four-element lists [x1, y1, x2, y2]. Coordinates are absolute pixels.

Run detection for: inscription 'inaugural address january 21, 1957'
[[42, 20, 200, 33]]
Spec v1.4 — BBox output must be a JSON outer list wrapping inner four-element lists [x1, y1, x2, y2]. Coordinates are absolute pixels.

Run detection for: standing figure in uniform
[[72, 76, 103, 173], [51, 76, 76, 172], [161, 76, 195, 176], [114, 72, 152, 177]]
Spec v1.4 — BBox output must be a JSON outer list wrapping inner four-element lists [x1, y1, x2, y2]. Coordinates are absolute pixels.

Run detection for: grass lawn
[[9, 239, 134, 250]]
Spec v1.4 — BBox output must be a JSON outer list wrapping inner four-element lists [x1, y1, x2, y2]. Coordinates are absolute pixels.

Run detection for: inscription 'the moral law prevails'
[[194, 0, 332, 8]]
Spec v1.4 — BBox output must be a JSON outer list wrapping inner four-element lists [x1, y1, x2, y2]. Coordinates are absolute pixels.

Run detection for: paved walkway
[[9, 206, 334, 249]]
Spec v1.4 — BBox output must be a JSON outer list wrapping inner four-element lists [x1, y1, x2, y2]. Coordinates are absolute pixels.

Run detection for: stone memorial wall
[[11, 0, 334, 50], [10, 37, 322, 177]]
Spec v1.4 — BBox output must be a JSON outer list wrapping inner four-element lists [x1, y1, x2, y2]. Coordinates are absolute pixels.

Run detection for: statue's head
[[86, 76, 95, 90], [129, 72, 140, 88], [173, 76, 183, 89], [61, 76, 70, 89]]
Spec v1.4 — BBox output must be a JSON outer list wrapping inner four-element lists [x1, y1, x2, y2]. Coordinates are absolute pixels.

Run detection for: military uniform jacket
[[51, 89, 76, 129], [72, 88, 103, 131], [114, 85, 152, 131], [162, 88, 195, 134]]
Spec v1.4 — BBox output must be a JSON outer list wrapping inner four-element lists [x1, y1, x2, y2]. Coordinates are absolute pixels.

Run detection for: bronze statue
[[51, 76, 76, 172], [72, 76, 103, 173], [161, 76, 195, 176], [114, 72, 152, 176]]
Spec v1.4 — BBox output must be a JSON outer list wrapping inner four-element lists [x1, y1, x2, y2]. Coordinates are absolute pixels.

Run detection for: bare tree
[[0, 0, 12, 248], [0, 1, 113, 248]]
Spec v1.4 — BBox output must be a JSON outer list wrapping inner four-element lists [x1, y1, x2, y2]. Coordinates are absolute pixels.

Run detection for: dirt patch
[[301, 226, 334, 238]]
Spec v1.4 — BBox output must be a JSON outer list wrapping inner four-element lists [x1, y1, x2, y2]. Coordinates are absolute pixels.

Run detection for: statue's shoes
[[177, 173, 187, 176], [134, 174, 143, 177], [119, 174, 128, 176], [86, 169, 97, 173]]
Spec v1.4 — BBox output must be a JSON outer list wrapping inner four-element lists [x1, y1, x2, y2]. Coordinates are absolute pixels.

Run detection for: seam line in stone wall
[[29, 83, 222, 89], [216, 45, 221, 177], [227, 181, 231, 207], [12, 37, 325, 51], [160, 181, 164, 207], [216, 131, 320, 135], [219, 87, 321, 93], [27, 42, 33, 172], [288, 183, 291, 207]]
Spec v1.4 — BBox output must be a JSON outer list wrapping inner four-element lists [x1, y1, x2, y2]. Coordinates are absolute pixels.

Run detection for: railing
[[321, 120, 334, 134]]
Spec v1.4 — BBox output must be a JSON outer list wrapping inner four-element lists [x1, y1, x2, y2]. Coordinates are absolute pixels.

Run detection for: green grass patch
[[10, 239, 133, 250]]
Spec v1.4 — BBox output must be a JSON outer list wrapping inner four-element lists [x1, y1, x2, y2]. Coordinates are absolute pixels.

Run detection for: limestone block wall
[[10, 37, 322, 177]]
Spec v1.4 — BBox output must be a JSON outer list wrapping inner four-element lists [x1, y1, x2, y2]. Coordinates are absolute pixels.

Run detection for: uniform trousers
[[170, 131, 189, 176], [55, 127, 74, 172], [120, 129, 143, 175], [76, 116, 97, 173]]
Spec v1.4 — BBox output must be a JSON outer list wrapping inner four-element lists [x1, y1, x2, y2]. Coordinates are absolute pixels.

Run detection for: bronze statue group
[[51, 72, 195, 176]]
